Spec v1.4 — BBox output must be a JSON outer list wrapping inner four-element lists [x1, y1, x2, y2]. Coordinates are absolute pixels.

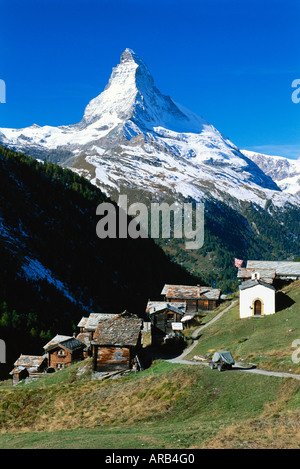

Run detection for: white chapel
[[239, 271, 276, 319], [237, 260, 300, 319]]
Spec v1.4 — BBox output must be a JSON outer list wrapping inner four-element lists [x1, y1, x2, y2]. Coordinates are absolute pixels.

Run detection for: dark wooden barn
[[161, 284, 221, 312], [146, 301, 186, 345], [91, 311, 142, 373]]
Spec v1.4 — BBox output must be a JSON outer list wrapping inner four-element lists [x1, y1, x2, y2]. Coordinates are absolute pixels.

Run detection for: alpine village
[[8, 261, 300, 385]]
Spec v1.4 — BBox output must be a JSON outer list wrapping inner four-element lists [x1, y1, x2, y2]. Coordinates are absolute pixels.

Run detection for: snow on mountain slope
[[241, 150, 300, 196], [0, 48, 299, 209], [0, 214, 83, 306]]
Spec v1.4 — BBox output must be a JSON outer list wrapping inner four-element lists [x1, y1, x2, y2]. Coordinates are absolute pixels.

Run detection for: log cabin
[[9, 354, 47, 385], [43, 335, 85, 371], [161, 284, 221, 312], [91, 311, 142, 373], [146, 301, 186, 345]]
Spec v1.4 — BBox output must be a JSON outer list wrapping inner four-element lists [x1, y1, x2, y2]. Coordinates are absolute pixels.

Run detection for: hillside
[[186, 280, 300, 374], [0, 145, 199, 379], [0, 359, 299, 449]]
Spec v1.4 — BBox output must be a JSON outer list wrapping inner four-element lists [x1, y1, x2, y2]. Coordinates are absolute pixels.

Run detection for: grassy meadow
[[0, 358, 299, 449]]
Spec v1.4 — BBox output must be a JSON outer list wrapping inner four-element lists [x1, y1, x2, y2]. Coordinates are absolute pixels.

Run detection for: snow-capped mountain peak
[[82, 48, 206, 135], [83, 48, 143, 125], [0, 48, 298, 209]]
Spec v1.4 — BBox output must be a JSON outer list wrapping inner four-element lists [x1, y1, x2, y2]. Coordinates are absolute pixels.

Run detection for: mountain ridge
[[0, 48, 292, 208], [241, 149, 300, 196]]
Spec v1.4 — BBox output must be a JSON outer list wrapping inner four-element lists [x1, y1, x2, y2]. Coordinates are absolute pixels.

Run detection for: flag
[[234, 258, 243, 268]]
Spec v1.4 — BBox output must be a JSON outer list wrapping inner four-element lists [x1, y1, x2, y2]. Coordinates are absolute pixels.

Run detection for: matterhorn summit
[[82, 48, 153, 125], [82, 48, 207, 134], [0, 48, 298, 208]]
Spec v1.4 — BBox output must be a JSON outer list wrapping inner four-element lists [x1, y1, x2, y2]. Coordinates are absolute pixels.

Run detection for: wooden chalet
[[10, 354, 47, 385], [146, 301, 186, 345], [161, 284, 221, 312], [91, 311, 143, 373], [43, 335, 85, 371]]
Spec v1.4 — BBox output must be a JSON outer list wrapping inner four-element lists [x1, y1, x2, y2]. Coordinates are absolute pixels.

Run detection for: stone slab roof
[[146, 301, 186, 315], [161, 284, 221, 300], [246, 261, 300, 277], [83, 313, 119, 331], [14, 354, 46, 368], [10, 355, 47, 374], [58, 337, 86, 352], [92, 312, 142, 347], [43, 335, 85, 352], [43, 335, 73, 351], [77, 317, 88, 328], [237, 268, 276, 284], [239, 279, 276, 291]]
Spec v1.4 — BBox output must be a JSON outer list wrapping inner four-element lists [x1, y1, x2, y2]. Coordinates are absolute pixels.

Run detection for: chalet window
[[167, 313, 174, 320], [57, 350, 65, 356]]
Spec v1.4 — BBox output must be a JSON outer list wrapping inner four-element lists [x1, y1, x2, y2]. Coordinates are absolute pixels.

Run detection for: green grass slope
[[186, 280, 300, 374], [0, 359, 299, 449]]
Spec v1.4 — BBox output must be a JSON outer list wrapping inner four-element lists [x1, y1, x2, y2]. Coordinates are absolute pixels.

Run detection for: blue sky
[[0, 0, 299, 159]]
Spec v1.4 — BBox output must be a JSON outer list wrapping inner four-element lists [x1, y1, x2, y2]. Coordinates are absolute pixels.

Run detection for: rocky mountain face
[[0, 49, 299, 290], [241, 150, 300, 197]]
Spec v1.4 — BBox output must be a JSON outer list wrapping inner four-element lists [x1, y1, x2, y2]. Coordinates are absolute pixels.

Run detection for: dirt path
[[166, 299, 300, 381], [176, 300, 238, 360]]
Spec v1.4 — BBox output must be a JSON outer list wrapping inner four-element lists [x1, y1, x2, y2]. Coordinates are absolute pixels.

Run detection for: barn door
[[254, 299, 262, 316]]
